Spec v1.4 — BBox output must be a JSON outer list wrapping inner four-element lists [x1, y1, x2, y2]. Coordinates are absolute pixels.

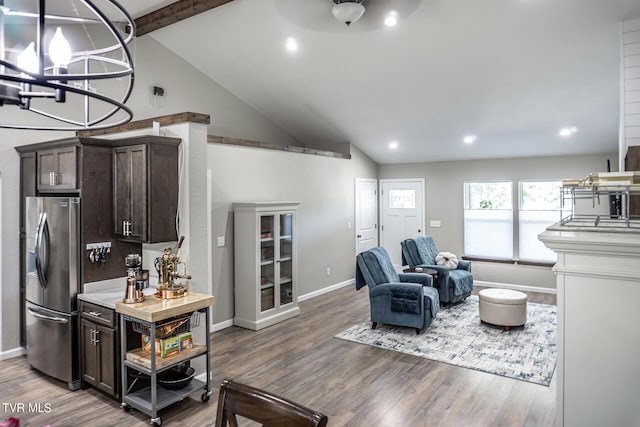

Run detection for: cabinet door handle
[[49, 171, 56, 186], [94, 330, 100, 345], [90, 329, 96, 345], [123, 220, 132, 236]]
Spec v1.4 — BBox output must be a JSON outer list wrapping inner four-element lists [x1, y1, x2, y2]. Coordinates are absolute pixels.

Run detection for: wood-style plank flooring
[[0, 285, 556, 426]]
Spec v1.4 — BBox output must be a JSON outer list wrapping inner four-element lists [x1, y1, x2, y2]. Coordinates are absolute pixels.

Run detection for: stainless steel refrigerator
[[25, 196, 81, 390]]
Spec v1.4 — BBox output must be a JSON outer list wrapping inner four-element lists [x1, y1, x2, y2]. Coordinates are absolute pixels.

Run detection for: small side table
[[403, 267, 439, 285]]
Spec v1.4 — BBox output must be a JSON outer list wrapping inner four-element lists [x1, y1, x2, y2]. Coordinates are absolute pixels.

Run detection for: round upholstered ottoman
[[478, 288, 527, 330]]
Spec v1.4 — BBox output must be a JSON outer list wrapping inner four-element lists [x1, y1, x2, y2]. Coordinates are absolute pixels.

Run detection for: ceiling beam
[[135, 0, 235, 37]]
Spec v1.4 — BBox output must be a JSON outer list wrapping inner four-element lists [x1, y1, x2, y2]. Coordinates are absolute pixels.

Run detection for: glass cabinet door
[[259, 215, 275, 312], [279, 213, 294, 306]]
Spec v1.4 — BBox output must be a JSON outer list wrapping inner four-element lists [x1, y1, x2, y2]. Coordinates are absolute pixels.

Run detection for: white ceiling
[[119, 0, 640, 164]]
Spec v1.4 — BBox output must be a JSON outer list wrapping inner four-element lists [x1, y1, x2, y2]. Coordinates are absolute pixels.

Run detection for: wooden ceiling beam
[[135, 0, 235, 37]]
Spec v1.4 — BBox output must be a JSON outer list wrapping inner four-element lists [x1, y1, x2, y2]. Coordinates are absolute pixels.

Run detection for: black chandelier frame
[[0, 0, 135, 130]]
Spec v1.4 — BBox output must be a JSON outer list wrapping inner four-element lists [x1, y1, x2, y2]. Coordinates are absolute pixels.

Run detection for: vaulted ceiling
[[119, 0, 640, 164]]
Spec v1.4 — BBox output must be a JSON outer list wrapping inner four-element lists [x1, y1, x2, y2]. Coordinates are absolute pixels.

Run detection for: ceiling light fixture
[[463, 135, 477, 144], [389, 140, 399, 149], [558, 126, 578, 137], [384, 11, 398, 27], [0, 0, 135, 130], [331, 0, 366, 26], [285, 37, 298, 52]]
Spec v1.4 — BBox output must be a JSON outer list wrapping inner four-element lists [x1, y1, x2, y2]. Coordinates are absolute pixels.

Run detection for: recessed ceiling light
[[384, 11, 398, 27], [559, 126, 578, 137], [388, 140, 399, 149], [463, 135, 477, 144], [285, 37, 298, 52]]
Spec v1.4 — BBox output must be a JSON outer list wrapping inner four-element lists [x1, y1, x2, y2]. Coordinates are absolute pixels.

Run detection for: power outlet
[[217, 236, 225, 247], [326, 267, 331, 276]]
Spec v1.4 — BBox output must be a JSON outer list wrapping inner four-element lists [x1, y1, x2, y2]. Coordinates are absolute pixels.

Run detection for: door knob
[[418, 229, 422, 233], [357, 234, 362, 238]]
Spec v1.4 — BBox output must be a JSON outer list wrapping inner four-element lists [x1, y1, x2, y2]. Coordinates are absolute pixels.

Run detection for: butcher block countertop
[[115, 292, 214, 323]]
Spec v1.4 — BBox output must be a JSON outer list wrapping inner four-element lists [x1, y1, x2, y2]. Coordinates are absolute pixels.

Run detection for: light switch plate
[[429, 220, 442, 228], [217, 236, 225, 247]]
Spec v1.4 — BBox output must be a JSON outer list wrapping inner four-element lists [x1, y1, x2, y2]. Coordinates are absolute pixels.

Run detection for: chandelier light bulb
[[49, 27, 72, 68], [17, 42, 39, 74]]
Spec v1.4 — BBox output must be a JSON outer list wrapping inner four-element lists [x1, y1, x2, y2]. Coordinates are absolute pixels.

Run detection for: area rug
[[335, 295, 557, 386]]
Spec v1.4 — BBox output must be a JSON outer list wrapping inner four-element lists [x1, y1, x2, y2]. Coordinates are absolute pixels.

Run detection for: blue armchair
[[356, 247, 439, 334], [401, 236, 473, 304]]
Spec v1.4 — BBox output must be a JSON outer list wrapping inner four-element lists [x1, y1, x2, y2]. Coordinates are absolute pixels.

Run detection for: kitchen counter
[[115, 292, 214, 323], [78, 277, 158, 310]]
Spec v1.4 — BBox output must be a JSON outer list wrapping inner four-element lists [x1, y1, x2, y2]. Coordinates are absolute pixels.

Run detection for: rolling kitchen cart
[[116, 293, 214, 426]]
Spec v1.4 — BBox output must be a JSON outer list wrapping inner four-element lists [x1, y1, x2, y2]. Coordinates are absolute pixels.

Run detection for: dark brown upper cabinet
[[113, 136, 180, 243], [37, 146, 78, 191]]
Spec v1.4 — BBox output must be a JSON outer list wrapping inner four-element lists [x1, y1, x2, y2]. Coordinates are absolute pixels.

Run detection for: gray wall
[[207, 143, 377, 323], [378, 153, 617, 289]]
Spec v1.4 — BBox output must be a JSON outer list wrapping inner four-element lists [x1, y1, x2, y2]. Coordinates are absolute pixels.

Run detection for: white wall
[[207, 144, 377, 323], [378, 153, 617, 290], [622, 18, 640, 168]]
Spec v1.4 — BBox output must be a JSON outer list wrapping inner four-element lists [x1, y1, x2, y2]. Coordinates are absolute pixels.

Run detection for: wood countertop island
[[115, 292, 214, 323]]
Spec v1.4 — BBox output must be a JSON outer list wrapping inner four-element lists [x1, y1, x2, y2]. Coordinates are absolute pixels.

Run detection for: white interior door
[[380, 179, 425, 267], [355, 179, 378, 254]]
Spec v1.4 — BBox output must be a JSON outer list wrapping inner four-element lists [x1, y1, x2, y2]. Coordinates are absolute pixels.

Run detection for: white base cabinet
[[233, 202, 301, 330], [539, 227, 640, 427]]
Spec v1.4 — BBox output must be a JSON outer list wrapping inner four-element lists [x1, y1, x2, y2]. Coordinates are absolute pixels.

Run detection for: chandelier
[[0, 0, 135, 130]]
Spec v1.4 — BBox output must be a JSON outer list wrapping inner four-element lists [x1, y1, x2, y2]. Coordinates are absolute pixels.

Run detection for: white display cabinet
[[233, 202, 301, 330]]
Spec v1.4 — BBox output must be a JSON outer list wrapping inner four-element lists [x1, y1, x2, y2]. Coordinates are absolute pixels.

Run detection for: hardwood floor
[[0, 285, 556, 426]]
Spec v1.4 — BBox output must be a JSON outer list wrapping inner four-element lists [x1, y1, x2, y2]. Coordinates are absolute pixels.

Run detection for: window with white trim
[[463, 181, 513, 259], [518, 180, 561, 262]]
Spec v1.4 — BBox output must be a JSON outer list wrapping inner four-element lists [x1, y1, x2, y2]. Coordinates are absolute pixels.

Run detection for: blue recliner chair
[[401, 236, 473, 304], [356, 247, 439, 334]]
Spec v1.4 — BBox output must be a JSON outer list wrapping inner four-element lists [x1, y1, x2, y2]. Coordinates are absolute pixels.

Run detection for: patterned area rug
[[335, 295, 557, 386]]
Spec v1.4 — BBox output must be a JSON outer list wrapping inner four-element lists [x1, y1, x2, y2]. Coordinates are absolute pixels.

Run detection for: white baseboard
[[0, 346, 25, 361], [208, 279, 356, 334], [474, 280, 557, 295], [210, 319, 233, 333], [298, 278, 354, 302]]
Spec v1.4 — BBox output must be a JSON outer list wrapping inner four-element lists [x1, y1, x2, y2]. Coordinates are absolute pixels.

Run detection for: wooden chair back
[[215, 378, 328, 427]]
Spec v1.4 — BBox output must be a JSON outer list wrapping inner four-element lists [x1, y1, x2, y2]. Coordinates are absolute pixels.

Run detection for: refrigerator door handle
[[27, 308, 69, 324], [34, 212, 50, 289]]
